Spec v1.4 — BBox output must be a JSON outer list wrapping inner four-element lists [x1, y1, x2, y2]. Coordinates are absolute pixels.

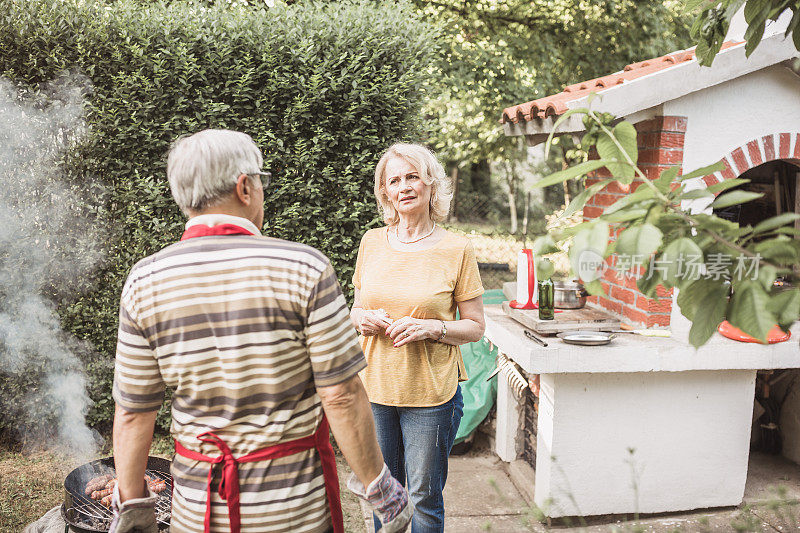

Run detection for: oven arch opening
[[713, 159, 800, 230]]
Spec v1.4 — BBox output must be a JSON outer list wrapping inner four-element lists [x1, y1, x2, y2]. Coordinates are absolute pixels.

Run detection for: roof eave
[[502, 114, 585, 142], [506, 34, 800, 145]]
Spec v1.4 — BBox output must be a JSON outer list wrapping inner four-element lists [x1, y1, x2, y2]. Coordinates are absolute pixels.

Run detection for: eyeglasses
[[242, 171, 271, 191]]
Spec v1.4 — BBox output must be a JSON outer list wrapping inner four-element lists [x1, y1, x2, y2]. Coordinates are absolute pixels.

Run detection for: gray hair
[[374, 143, 453, 225], [167, 129, 263, 214]]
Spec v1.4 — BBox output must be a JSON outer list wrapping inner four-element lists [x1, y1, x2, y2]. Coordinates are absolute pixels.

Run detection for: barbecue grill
[[60, 456, 172, 533]]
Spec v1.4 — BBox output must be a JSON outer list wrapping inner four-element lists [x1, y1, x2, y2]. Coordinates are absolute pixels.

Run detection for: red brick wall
[[581, 116, 686, 327]]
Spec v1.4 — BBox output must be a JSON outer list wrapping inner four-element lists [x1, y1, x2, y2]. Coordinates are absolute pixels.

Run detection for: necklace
[[395, 222, 437, 244]]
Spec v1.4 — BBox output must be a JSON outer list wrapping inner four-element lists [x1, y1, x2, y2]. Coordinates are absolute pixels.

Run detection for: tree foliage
[[0, 0, 436, 432], [412, 0, 694, 167]]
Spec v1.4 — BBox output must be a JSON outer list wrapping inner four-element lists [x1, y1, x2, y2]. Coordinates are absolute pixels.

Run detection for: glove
[[348, 464, 414, 533], [108, 483, 159, 533]]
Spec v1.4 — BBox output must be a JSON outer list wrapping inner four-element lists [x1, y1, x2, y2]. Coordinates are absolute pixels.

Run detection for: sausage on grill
[[91, 486, 114, 500], [148, 479, 167, 494], [84, 474, 114, 496], [100, 494, 113, 508], [86, 474, 168, 500]]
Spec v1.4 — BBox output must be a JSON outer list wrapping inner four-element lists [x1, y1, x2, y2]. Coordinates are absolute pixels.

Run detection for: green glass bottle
[[538, 279, 554, 320]]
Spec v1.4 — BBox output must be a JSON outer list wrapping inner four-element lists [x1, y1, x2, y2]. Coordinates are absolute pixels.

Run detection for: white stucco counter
[[484, 304, 800, 519], [485, 305, 800, 374]]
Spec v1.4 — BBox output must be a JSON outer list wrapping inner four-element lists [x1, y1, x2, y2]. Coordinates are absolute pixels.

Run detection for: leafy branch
[[532, 106, 800, 347], [587, 108, 782, 269], [688, 0, 800, 66]]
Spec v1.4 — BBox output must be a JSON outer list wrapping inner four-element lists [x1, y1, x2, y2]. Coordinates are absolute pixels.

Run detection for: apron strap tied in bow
[[174, 414, 343, 533]]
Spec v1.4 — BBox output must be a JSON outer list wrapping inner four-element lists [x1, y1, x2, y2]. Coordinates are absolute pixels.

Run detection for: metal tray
[[556, 330, 617, 346]]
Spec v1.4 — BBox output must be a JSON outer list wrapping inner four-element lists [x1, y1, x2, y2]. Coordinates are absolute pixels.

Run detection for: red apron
[[174, 221, 344, 533], [174, 414, 344, 533]]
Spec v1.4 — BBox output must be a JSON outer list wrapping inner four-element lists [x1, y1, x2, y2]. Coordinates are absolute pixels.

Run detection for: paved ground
[[358, 451, 800, 532]]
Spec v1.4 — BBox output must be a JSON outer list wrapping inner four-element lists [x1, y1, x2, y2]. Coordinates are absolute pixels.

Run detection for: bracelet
[[437, 320, 447, 341]]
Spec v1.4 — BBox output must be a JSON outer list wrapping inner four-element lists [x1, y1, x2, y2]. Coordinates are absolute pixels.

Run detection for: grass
[[0, 436, 366, 533], [0, 449, 67, 532]]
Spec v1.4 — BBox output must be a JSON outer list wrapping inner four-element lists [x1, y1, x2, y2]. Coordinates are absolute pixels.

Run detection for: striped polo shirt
[[113, 215, 366, 532]]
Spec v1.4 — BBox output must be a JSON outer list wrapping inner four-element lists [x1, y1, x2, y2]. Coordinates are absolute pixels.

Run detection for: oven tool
[[524, 329, 548, 347], [486, 353, 529, 397]]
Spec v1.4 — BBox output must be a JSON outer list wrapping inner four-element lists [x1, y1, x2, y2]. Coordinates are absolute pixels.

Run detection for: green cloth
[[455, 289, 506, 444]]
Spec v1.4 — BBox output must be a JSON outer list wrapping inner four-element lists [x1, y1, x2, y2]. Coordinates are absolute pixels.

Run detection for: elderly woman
[[350, 143, 486, 532]]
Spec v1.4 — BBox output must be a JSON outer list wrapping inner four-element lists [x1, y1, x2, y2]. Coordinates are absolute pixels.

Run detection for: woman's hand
[[386, 317, 442, 348], [355, 309, 392, 337]]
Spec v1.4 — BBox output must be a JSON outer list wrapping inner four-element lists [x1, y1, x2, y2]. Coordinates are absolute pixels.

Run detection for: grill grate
[[72, 495, 113, 520], [62, 456, 172, 532]]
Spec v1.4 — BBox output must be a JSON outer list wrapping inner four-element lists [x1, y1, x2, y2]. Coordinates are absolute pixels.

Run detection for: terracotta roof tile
[[501, 42, 741, 124]]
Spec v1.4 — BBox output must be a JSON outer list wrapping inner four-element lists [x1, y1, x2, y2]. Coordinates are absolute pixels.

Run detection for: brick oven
[[502, 36, 800, 333], [485, 22, 800, 519]]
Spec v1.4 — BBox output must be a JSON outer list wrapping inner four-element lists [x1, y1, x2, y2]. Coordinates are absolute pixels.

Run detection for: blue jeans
[[371, 386, 464, 533]]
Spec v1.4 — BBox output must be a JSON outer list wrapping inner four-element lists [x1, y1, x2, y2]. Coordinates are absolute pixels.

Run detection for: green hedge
[[0, 0, 436, 433]]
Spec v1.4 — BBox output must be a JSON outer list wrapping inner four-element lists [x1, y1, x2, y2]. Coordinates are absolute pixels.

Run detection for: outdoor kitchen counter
[[484, 303, 800, 520], [484, 304, 800, 374]]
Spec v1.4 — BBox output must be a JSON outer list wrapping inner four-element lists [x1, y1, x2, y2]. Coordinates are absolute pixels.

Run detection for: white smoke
[[0, 72, 106, 463]]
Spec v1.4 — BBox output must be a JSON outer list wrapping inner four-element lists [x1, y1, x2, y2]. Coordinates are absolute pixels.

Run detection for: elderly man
[[110, 129, 412, 533]]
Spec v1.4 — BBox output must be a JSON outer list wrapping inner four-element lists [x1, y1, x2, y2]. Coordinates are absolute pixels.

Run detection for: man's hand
[[108, 483, 158, 533], [318, 376, 412, 531], [112, 406, 157, 503], [347, 464, 413, 533]]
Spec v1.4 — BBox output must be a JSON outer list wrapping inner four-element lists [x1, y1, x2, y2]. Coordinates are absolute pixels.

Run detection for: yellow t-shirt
[[353, 227, 484, 407]]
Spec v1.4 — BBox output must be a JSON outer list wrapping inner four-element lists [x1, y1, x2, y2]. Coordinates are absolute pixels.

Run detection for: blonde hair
[[373, 143, 453, 225]]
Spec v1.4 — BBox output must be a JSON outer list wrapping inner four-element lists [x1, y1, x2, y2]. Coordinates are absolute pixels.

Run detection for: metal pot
[[554, 281, 588, 309]]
